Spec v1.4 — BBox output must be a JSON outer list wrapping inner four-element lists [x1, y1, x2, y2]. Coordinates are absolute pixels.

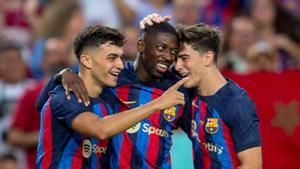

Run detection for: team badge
[[164, 106, 176, 121], [126, 122, 141, 134], [205, 118, 219, 134], [82, 139, 92, 158]]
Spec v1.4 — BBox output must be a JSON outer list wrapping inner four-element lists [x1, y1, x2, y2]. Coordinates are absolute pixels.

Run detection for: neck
[[79, 71, 103, 98], [134, 55, 160, 83], [196, 67, 227, 96]]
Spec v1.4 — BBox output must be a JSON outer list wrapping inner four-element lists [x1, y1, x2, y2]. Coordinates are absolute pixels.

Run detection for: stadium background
[[0, 0, 299, 168]]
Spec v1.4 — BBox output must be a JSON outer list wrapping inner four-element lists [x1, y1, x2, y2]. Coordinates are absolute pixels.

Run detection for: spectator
[[30, 0, 84, 78], [6, 36, 75, 169], [173, 0, 200, 25], [249, 0, 300, 69], [221, 15, 257, 74], [0, 153, 18, 169], [0, 43, 32, 169], [246, 41, 280, 73]]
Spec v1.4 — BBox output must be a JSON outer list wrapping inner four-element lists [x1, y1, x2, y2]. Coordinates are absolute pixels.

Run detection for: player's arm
[[237, 147, 262, 169], [225, 99, 262, 169], [71, 78, 187, 140]]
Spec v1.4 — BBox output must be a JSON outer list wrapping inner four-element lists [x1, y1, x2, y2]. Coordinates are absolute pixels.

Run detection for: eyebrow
[[178, 54, 189, 57], [106, 53, 120, 57]]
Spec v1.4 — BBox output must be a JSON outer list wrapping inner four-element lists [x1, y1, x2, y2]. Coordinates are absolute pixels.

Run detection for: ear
[[80, 54, 92, 69], [137, 38, 145, 52], [204, 51, 215, 66]]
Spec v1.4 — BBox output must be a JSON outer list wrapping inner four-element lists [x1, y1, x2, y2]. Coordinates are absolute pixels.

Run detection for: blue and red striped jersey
[[109, 62, 187, 169], [179, 79, 261, 169], [36, 85, 116, 169]]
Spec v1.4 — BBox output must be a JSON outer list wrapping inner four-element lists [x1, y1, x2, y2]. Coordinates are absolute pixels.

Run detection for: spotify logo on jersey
[[126, 122, 141, 133], [82, 139, 92, 158]]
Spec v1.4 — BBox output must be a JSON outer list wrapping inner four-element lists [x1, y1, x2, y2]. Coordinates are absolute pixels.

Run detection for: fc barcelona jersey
[[109, 62, 187, 169], [36, 85, 116, 169], [179, 80, 261, 169]]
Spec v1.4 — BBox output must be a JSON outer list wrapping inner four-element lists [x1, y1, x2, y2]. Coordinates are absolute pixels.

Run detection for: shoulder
[[216, 80, 257, 119], [49, 85, 83, 109], [219, 79, 252, 103], [117, 62, 136, 85]]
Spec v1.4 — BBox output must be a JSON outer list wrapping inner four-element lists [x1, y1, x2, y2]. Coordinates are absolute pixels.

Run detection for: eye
[[170, 49, 179, 55], [156, 45, 165, 51], [107, 54, 119, 61], [182, 56, 188, 60], [178, 55, 189, 61]]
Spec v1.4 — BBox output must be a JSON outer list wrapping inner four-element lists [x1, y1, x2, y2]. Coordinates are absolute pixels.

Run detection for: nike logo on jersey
[[123, 101, 137, 105]]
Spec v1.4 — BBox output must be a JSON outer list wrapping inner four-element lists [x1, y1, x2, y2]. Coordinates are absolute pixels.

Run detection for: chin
[[105, 81, 117, 87]]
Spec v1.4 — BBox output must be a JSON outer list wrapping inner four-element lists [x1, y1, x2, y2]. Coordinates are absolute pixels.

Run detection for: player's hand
[[140, 13, 172, 29], [156, 78, 188, 110], [61, 69, 90, 106]]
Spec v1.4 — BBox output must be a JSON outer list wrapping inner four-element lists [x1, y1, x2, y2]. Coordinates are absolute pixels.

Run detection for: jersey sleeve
[[224, 98, 261, 153], [50, 88, 91, 129]]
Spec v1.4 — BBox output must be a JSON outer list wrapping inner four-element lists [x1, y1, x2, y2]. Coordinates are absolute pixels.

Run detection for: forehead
[[147, 32, 178, 46], [97, 42, 123, 55], [179, 43, 198, 55]]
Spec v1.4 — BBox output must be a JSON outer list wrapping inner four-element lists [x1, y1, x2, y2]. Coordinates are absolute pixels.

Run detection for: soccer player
[[35, 25, 186, 169], [175, 24, 262, 169], [36, 21, 186, 168], [140, 14, 262, 169]]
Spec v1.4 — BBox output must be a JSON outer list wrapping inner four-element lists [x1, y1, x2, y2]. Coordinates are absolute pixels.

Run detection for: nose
[[116, 57, 124, 70], [163, 49, 175, 62], [175, 59, 183, 71]]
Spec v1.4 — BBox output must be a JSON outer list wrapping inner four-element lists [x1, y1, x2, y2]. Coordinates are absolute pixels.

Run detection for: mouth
[[179, 72, 190, 78], [109, 71, 120, 79], [156, 62, 171, 73]]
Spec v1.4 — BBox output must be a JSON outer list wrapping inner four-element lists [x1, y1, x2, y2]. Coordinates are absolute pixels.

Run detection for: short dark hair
[[73, 25, 125, 60], [177, 23, 221, 63], [141, 22, 180, 45]]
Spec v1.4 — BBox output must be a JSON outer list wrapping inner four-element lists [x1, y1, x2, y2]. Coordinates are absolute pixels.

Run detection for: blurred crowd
[[0, 0, 299, 169]]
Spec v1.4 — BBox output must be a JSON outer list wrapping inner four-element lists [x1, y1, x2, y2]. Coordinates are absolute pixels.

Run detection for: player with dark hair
[[35, 25, 186, 169], [138, 14, 262, 169], [175, 23, 262, 169], [36, 19, 187, 168], [109, 21, 183, 169]]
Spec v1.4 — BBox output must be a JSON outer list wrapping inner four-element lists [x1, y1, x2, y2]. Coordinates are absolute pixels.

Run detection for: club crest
[[164, 106, 176, 121], [205, 118, 219, 134]]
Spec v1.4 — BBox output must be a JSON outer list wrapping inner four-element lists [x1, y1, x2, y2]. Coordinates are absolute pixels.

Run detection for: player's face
[[90, 43, 124, 87], [175, 43, 205, 88], [142, 32, 179, 79]]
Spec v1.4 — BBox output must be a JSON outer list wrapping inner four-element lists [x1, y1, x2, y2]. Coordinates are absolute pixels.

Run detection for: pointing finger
[[169, 77, 188, 90]]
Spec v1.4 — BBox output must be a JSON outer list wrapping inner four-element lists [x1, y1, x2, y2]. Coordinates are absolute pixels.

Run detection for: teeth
[[158, 63, 168, 68], [181, 73, 189, 77], [110, 72, 119, 76]]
